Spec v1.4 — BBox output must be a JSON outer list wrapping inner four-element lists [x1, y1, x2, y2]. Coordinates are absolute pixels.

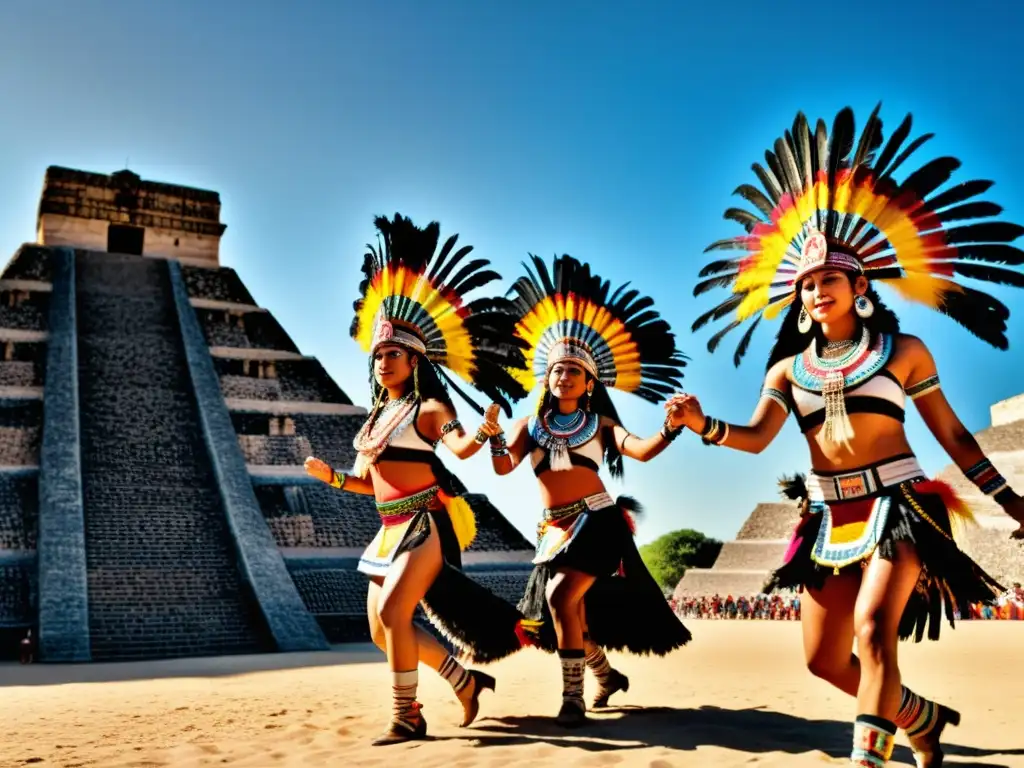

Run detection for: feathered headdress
[[506, 254, 687, 402], [692, 104, 1024, 365], [350, 214, 528, 415]]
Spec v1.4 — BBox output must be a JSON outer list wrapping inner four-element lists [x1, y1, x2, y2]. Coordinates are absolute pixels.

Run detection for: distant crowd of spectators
[[671, 583, 1024, 622], [671, 593, 801, 621], [963, 584, 1024, 620]]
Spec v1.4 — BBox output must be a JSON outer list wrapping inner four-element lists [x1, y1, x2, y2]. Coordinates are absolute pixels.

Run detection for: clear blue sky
[[2, 1, 1023, 546]]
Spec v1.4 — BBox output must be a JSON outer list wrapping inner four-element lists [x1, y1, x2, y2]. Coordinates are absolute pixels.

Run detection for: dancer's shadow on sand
[[456, 705, 1020, 767]]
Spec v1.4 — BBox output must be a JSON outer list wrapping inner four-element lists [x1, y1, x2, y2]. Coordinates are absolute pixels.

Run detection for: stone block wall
[[257, 483, 380, 549], [959, 526, 1024, 586], [291, 569, 368, 615], [735, 503, 799, 540], [673, 570, 774, 598], [709, 542, 788, 571], [0, 292, 50, 332], [232, 412, 362, 469], [215, 358, 352, 405], [465, 570, 531, 606], [196, 308, 252, 348], [0, 400, 42, 465], [0, 565, 33, 626], [0, 341, 47, 389], [220, 374, 284, 401], [292, 414, 361, 468], [196, 309, 300, 353], [991, 394, 1024, 428], [0, 473, 38, 549], [463, 494, 534, 552], [243, 313, 299, 352], [975, 420, 1024, 455], [238, 434, 313, 465], [2, 245, 52, 282], [182, 265, 256, 305]]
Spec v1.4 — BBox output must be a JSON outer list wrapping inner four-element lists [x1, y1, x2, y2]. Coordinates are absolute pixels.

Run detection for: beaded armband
[[761, 386, 790, 415], [440, 419, 463, 437], [905, 374, 941, 401], [329, 468, 347, 490], [964, 458, 1014, 502], [474, 428, 489, 444], [660, 419, 681, 443], [700, 416, 729, 446]]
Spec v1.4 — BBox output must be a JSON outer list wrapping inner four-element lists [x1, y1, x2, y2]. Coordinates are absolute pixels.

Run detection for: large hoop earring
[[797, 305, 813, 334], [854, 294, 875, 319]]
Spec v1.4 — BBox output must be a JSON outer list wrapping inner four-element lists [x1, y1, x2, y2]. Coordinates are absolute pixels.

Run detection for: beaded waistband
[[543, 491, 615, 522], [807, 455, 924, 502], [375, 485, 441, 519]]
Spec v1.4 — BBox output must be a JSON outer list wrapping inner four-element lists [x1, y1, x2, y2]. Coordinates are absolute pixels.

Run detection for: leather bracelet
[[660, 420, 681, 443]]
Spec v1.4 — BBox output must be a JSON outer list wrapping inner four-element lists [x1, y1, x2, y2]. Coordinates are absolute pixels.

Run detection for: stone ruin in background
[[0, 166, 535, 662]]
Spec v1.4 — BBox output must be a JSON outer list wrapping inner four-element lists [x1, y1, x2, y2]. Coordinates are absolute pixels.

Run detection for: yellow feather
[[441, 494, 477, 550]]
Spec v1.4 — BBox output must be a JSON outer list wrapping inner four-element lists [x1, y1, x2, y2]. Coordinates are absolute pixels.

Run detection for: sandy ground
[[1, 621, 1022, 768]]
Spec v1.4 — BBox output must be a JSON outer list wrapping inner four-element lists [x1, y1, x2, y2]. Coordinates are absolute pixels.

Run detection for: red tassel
[[914, 479, 974, 523]]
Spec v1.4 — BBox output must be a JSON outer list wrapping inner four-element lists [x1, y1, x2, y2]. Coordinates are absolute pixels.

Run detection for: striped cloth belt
[[806, 456, 924, 502]]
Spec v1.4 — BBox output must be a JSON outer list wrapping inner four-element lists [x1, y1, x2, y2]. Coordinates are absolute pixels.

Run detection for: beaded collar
[[352, 393, 419, 478], [529, 409, 600, 472], [792, 328, 893, 394], [791, 329, 893, 452]]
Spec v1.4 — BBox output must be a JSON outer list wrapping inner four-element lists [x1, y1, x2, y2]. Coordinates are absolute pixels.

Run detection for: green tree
[[639, 529, 722, 593]]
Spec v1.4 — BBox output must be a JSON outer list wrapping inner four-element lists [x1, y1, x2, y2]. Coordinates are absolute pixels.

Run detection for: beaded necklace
[[530, 408, 599, 471], [792, 328, 893, 451], [352, 392, 419, 477]]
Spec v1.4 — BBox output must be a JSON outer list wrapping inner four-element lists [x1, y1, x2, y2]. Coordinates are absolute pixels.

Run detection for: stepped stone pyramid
[[0, 166, 534, 662], [675, 395, 1024, 598]]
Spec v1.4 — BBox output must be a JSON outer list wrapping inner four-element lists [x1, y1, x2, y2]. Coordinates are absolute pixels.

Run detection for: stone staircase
[[76, 252, 272, 660]]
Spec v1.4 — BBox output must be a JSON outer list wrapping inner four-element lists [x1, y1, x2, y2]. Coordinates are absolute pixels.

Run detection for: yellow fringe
[[441, 494, 477, 551]]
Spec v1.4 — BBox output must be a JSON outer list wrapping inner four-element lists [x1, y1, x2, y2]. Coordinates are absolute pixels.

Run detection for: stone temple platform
[[0, 166, 534, 662], [674, 394, 1024, 599]]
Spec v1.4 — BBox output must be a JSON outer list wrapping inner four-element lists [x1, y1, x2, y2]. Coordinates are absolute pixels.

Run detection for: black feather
[[734, 184, 774, 218], [699, 257, 744, 278], [922, 180, 994, 212], [733, 314, 762, 367]]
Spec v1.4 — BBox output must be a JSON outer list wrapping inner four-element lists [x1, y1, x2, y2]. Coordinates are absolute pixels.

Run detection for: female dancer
[[680, 106, 1024, 766], [487, 254, 692, 727], [304, 214, 531, 745]]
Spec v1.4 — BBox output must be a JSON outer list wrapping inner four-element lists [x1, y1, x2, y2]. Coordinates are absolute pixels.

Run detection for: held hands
[[664, 392, 706, 433], [477, 403, 504, 439]]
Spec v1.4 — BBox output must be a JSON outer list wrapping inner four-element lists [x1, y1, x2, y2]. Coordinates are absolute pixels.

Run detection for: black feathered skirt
[[764, 454, 1005, 642], [357, 485, 531, 662], [517, 492, 692, 655]]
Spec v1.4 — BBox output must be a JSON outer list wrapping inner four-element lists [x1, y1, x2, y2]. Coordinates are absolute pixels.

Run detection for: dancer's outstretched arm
[[304, 456, 375, 495], [668, 357, 791, 455], [900, 335, 1024, 536], [424, 400, 502, 460], [605, 412, 685, 463]]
